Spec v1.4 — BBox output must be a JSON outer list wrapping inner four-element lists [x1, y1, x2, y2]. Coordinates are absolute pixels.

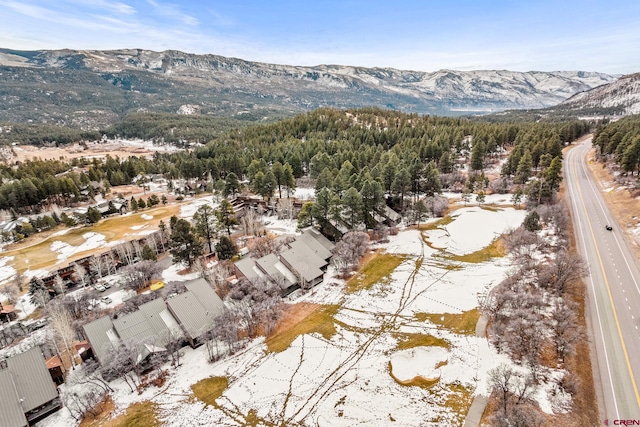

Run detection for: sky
[[1, 0, 639, 74]]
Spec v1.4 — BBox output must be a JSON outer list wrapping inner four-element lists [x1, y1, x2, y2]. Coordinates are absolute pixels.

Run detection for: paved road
[[565, 137, 640, 419]]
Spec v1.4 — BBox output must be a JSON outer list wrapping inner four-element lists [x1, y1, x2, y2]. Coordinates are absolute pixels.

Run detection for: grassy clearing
[[443, 383, 474, 425], [2, 204, 182, 274], [415, 309, 480, 336], [417, 216, 455, 231], [442, 237, 506, 264], [191, 376, 229, 408], [425, 260, 463, 271], [265, 303, 340, 353], [393, 332, 450, 350], [346, 252, 405, 294], [88, 401, 161, 427]]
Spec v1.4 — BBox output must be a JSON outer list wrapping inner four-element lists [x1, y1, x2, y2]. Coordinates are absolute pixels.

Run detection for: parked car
[[93, 284, 106, 292], [102, 281, 112, 289], [100, 296, 112, 305]]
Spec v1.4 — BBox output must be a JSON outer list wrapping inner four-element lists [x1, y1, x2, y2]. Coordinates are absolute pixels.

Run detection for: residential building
[[0, 346, 61, 427]]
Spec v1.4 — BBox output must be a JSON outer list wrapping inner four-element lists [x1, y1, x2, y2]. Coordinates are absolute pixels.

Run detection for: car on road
[[93, 284, 106, 292], [605, 225, 613, 231], [100, 296, 112, 305]]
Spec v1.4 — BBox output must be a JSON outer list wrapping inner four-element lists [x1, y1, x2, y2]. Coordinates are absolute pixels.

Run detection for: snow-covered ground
[[41, 205, 549, 427], [50, 232, 110, 262], [0, 255, 16, 282]]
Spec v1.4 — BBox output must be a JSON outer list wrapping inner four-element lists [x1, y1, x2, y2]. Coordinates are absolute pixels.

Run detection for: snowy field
[[42, 205, 537, 427]]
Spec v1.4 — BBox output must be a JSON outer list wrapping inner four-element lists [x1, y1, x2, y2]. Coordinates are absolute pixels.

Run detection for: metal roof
[[280, 242, 325, 283], [185, 278, 225, 319], [138, 298, 175, 338], [82, 315, 116, 364], [166, 291, 213, 340], [256, 254, 295, 289], [112, 311, 156, 345], [303, 227, 335, 252], [0, 369, 28, 427], [234, 257, 260, 281], [5, 346, 59, 413], [296, 230, 333, 260]]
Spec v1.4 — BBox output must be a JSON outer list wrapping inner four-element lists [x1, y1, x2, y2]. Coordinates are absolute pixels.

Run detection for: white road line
[[570, 144, 620, 418]]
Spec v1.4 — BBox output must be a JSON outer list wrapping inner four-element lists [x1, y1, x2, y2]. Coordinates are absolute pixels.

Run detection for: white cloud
[[146, 0, 198, 26]]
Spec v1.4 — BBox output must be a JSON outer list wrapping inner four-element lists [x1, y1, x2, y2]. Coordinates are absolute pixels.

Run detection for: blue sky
[[1, 0, 639, 74]]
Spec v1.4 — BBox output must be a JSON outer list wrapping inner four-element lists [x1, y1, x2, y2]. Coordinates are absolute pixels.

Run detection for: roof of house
[[166, 291, 213, 340], [45, 355, 62, 370], [296, 230, 333, 260], [112, 311, 156, 345], [0, 368, 28, 427], [185, 278, 225, 319], [138, 298, 182, 340], [82, 316, 116, 364], [255, 254, 295, 289], [301, 227, 335, 253], [5, 346, 59, 413], [234, 257, 260, 281], [280, 241, 326, 283]]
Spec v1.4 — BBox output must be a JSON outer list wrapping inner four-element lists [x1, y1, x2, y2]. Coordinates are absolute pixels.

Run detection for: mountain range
[[557, 72, 640, 116], [0, 48, 628, 128]]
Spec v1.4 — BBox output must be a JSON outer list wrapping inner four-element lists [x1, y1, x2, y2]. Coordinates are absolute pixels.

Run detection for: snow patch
[[389, 346, 448, 383], [50, 232, 108, 261]]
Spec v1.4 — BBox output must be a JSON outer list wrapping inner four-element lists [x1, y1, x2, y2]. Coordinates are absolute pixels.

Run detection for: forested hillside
[[593, 115, 640, 176], [0, 108, 589, 222]]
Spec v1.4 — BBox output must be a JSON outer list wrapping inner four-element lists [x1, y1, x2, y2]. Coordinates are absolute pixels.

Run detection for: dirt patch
[[78, 395, 116, 427], [388, 360, 441, 388]]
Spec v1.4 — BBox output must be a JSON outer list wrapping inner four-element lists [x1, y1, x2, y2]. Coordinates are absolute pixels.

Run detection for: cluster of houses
[[82, 278, 224, 367], [234, 227, 335, 296], [0, 225, 337, 426]]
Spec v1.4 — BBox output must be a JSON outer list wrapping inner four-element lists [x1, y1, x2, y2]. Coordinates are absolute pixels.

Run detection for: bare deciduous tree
[[549, 300, 583, 363], [46, 299, 77, 369], [248, 235, 277, 258], [120, 260, 162, 291], [332, 231, 369, 275], [549, 250, 588, 295], [72, 263, 89, 289]]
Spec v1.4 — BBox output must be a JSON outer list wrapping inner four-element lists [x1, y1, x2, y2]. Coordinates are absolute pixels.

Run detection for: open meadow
[[41, 200, 544, 427]]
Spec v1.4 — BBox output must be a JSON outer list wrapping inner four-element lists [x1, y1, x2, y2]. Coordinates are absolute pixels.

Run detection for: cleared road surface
[[565, 137, 640, 419]]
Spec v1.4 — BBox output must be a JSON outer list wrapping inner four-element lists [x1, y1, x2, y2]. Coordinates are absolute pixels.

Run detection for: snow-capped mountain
[[0, 48, 618, 126], [558, 72, 640, 115]]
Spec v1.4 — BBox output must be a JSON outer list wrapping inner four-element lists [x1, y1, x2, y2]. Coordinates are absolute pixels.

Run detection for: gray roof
[[297, 229, 333, 260], [185, 278, 225, 318], [280, 242, 326, 283], [234, 257, 260, 281], [255, 254, 295, 289], [82, 316, 116, 364], [302, 227, 335, 251], [0, 369, 28, 427], [112, 311, 156, 345], [5, 346, 59, 413], [166, 291, 214, 340], [385, 205, 402, 222], [138, 298, 182, 340]]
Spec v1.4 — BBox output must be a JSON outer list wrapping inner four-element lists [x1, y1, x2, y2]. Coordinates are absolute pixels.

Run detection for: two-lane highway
[[565, 137, 640, 419]]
